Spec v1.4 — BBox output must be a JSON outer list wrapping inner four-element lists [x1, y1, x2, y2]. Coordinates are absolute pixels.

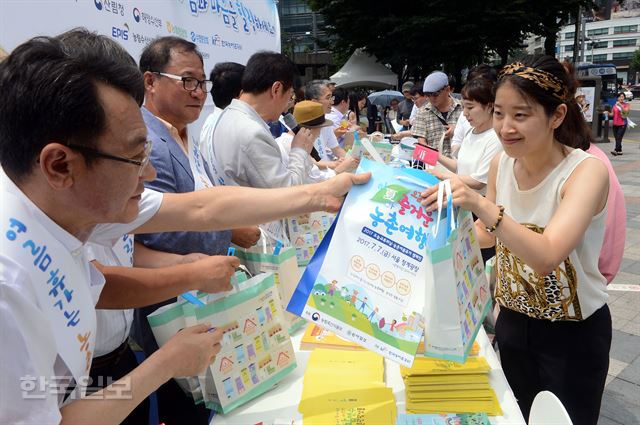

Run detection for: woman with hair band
[[421, 55, 611, 425]]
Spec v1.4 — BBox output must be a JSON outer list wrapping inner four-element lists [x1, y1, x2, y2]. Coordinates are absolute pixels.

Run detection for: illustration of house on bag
[[258, 355, 275, 376], [222, 377, 234, 399], [265, 305, 273, 322], [256, 306, 266, 326], [243, 318, 257, 335], [276, 351, 291, 368], [246, 343, 256, 360], [240, 368, 251, 386], [248, 363, 259, 384], [268, 299, 278, 316], [219, 356, 234, 375], [220, 321, 241, 343], [234, 344, 246, 364], [235, 376, 245, 394], [268, 324, 287, 344]]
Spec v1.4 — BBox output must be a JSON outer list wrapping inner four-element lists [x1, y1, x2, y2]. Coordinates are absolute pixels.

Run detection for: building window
[[592, 41, 608, 49], [588, 54, 608, 62], [565, 45, 574, 52], [564, 32, 575, 39], [612, 39, 636, 47], [612, 52, 634, 60], [614, 25, 638, 34], [587, 28, 609, 36]]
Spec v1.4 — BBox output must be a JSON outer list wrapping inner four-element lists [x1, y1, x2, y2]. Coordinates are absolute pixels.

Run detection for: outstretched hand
[[319, 172, 371, 212]]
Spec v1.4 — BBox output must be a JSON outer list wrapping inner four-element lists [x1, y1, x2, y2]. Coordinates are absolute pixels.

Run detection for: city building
[[557, 16, 640, 84], [277, 0, 333, 81], [525, 2, 640, 85]]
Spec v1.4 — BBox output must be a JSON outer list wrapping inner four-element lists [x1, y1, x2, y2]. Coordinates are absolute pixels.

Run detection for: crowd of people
[[0, 27, 628, 425]]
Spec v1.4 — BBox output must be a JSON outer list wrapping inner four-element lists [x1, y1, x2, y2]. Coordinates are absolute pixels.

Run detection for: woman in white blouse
[[437, 78, 502, 194]]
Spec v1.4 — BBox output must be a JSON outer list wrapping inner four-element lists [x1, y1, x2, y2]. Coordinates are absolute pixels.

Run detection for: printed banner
[[0, 1, 281, 132], [0, 1, 280, 66]]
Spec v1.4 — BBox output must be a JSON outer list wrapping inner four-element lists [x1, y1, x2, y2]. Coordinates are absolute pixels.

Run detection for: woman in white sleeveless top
[[437, 77, 502, 195], [421, 56, 610, 425]]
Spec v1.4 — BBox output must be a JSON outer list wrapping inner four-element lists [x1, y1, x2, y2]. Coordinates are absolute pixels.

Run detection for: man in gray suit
[[213, 51, 316, 188]]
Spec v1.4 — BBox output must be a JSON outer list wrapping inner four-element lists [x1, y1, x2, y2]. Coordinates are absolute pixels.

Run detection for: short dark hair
[[0, 28, 144, 179], [139, 36, 203, 74], [461, 78, 494, 105], [210, 62, 245, 108], [305, 79, 330, 101], [410, 84, 425, 97], [467, 64, 497, 83], [332, 87, 349, 105], [241, 51, 298, 94]]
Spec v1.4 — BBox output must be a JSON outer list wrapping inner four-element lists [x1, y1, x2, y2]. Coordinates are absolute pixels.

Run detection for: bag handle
[[360, 137, 385, 163], [432, 179, 456, 237]]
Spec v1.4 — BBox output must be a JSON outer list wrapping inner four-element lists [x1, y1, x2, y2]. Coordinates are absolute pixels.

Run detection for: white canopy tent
[[330, 48, 398, 89]]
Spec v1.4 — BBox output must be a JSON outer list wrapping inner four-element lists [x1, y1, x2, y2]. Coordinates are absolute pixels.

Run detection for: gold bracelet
[[485, 205, 505, 233]]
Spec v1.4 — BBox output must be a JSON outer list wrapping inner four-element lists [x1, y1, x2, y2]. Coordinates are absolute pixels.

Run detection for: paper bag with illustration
[[288, 158, 450, 367], [423, 181, 492, 363], [235, 244, 305, 334]]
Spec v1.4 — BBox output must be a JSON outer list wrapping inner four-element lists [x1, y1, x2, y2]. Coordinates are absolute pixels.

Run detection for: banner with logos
[[0, 0, 281, 69]]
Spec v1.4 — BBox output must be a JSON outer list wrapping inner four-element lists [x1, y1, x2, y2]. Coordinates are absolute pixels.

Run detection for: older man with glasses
[[304, 80, 351, 168], [411, 71, 463, 158], [133, 36, 261, 424]]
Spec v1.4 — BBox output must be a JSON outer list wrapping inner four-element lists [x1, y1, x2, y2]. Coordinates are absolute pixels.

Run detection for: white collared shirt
[[88, 189, 163, 357], [199, 106, 224, 183], [1, 170, 162, 423], [1, 170, 104, 424]]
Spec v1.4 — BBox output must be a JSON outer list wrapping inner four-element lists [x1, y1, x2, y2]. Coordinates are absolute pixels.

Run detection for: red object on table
[[412, 143, 438, 166]]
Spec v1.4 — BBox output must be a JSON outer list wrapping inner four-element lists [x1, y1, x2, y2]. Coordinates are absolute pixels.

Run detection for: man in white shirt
[[0, 29, 370, 425], [199, 61, 245, 185], [0, 29, 224, 425], [325, 86, 352, 147], [304, 80, 352, 170], [213, 51, 317, 188]]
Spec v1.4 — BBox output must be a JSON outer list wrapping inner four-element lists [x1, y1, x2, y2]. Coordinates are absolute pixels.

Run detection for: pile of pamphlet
[[400, 345, 502, 416]]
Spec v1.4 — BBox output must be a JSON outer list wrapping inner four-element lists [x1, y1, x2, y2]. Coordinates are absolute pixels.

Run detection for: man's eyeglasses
[[425, 89, 444, 98], [67, 141, 152, 177], [154, 72, 213, 93]]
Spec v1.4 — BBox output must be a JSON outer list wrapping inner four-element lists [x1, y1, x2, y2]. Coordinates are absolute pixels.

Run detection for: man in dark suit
[[132, 36, 260, 424]]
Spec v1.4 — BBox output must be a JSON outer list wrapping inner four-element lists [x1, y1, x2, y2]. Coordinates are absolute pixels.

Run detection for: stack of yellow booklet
[[400, 345, 503, 416], [299, 349, 396, 424]]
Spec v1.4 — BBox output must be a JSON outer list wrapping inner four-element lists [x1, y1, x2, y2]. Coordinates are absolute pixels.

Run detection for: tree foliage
[[630, 48, 640, 72], [306, 0, 596, 84]]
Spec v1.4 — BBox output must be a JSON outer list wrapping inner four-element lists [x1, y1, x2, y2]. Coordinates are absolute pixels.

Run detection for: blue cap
[[423, 71, 449, 93]]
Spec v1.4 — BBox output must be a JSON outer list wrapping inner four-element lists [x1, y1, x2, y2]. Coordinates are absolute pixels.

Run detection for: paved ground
[[595, 128, 640, 425]]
